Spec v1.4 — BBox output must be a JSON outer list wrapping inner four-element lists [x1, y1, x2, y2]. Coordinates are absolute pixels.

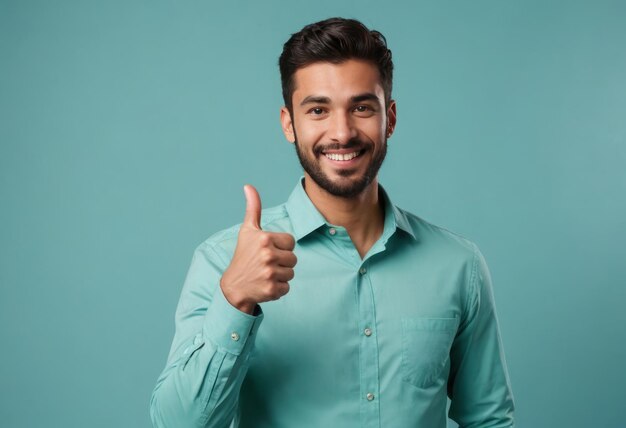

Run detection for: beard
[[293, 133, 388, 198]]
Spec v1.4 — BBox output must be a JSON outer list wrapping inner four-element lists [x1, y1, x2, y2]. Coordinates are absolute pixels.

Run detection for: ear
[[280, 107, 296, 143], [385, 100, 397, 138]]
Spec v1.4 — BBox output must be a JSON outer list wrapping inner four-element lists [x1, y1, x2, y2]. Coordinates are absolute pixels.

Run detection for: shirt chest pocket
[[401, 317, 459, 389]]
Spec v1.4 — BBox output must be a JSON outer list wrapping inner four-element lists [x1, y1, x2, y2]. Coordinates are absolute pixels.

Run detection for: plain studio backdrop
[[1, 1, 624, 427]]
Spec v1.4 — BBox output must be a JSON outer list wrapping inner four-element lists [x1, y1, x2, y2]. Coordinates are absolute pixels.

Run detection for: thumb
[[243, 184, 262, 230]]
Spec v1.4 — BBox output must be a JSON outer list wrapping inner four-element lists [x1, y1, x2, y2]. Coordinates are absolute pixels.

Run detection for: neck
[[302, 173, 385, 259]]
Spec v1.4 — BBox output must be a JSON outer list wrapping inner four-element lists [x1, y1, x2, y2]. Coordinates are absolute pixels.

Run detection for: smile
[[323, 150, 364, 161]]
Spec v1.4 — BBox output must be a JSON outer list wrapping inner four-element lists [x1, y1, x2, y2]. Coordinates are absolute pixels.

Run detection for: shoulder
[[394, 205, 480, 263], [394, 206, 488, 306]]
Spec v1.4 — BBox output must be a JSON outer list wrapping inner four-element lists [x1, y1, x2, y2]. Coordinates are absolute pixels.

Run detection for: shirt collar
[[285, 176, 416, 242]]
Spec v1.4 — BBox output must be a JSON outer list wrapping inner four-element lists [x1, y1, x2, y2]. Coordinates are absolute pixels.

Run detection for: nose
[[328, 111, 357, 143]]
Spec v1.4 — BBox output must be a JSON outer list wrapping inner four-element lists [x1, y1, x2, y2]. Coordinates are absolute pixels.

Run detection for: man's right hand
[[220, 184, 297, 314]]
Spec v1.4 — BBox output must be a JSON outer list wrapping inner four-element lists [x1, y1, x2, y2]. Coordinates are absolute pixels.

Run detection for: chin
[[315, 173, 374, 198]]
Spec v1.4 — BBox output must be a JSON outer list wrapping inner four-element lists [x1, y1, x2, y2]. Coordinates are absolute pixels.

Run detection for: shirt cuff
[[202, 285, 263, 356]]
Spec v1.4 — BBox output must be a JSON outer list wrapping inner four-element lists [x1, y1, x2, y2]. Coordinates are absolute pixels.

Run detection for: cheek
[[360, 120, 386, 140], [295, 121, 326, 143], [352, 113, 385, 130]]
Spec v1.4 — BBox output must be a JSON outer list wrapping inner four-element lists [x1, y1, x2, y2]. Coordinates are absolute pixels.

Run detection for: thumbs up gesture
[[220, 185, 298, 314]]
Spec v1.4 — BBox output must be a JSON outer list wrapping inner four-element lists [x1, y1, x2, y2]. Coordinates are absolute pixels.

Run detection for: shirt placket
[[357, 262, 380, 428], [326, 224, 382, 428]]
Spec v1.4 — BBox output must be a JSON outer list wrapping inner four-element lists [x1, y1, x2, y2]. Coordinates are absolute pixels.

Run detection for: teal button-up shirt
[[151, 178, 515, 427]]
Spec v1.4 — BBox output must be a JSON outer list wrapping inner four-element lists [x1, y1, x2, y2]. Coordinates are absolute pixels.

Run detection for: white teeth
[[324, 151, 360, 161]]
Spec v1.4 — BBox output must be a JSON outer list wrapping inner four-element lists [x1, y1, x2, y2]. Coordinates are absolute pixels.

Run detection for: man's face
[[281, 59, 396, 198]]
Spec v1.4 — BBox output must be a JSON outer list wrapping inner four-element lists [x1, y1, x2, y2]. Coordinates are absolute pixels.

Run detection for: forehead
[[291, 59, 384, 103]]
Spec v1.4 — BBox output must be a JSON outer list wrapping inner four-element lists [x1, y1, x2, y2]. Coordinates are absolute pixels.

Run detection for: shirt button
[[359, 267, 367, 275], [329, 227, 336, 236], [231, 332, 240, 341], [364, 328, 372, 337], [366, 393, 375, 401]]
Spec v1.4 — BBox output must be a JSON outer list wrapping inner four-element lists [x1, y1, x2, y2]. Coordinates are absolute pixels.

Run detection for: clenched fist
[[220, 184, 297, 314]]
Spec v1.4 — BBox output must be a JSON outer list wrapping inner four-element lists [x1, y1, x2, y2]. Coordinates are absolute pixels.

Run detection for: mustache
[[314, 139, 368, 156]]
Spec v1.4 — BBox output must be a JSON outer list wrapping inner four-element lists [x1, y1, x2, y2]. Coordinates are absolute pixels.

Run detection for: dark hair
[[279, 17, 393, 112]]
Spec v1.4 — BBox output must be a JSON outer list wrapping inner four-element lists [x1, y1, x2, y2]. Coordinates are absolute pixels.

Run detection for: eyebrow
[[300, 95, 331, 106], [299, 92, 381, 107], [351, 93, 380, 104]]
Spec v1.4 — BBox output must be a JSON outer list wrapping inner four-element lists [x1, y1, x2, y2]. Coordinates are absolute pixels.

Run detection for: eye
[[353, 104, 376, 117], [308, 107, 326, 115]]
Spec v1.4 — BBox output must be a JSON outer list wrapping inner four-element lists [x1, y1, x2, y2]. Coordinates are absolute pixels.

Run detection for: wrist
[[220, 278, 257, 315]]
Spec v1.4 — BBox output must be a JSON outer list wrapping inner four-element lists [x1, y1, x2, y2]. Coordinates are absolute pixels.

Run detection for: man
[[150, 17, 515, 428]]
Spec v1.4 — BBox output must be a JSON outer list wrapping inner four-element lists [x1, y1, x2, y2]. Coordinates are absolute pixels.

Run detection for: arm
[[150, 243, 263, 428], [447, 244, 515, 428], [150, 185, 297, 427]]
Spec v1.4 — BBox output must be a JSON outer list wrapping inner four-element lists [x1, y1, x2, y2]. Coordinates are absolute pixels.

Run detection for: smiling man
[[151, 18, 515, 428]]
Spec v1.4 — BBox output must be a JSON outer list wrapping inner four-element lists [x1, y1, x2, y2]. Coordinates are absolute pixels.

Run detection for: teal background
[[1, 1, 625, 427]]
